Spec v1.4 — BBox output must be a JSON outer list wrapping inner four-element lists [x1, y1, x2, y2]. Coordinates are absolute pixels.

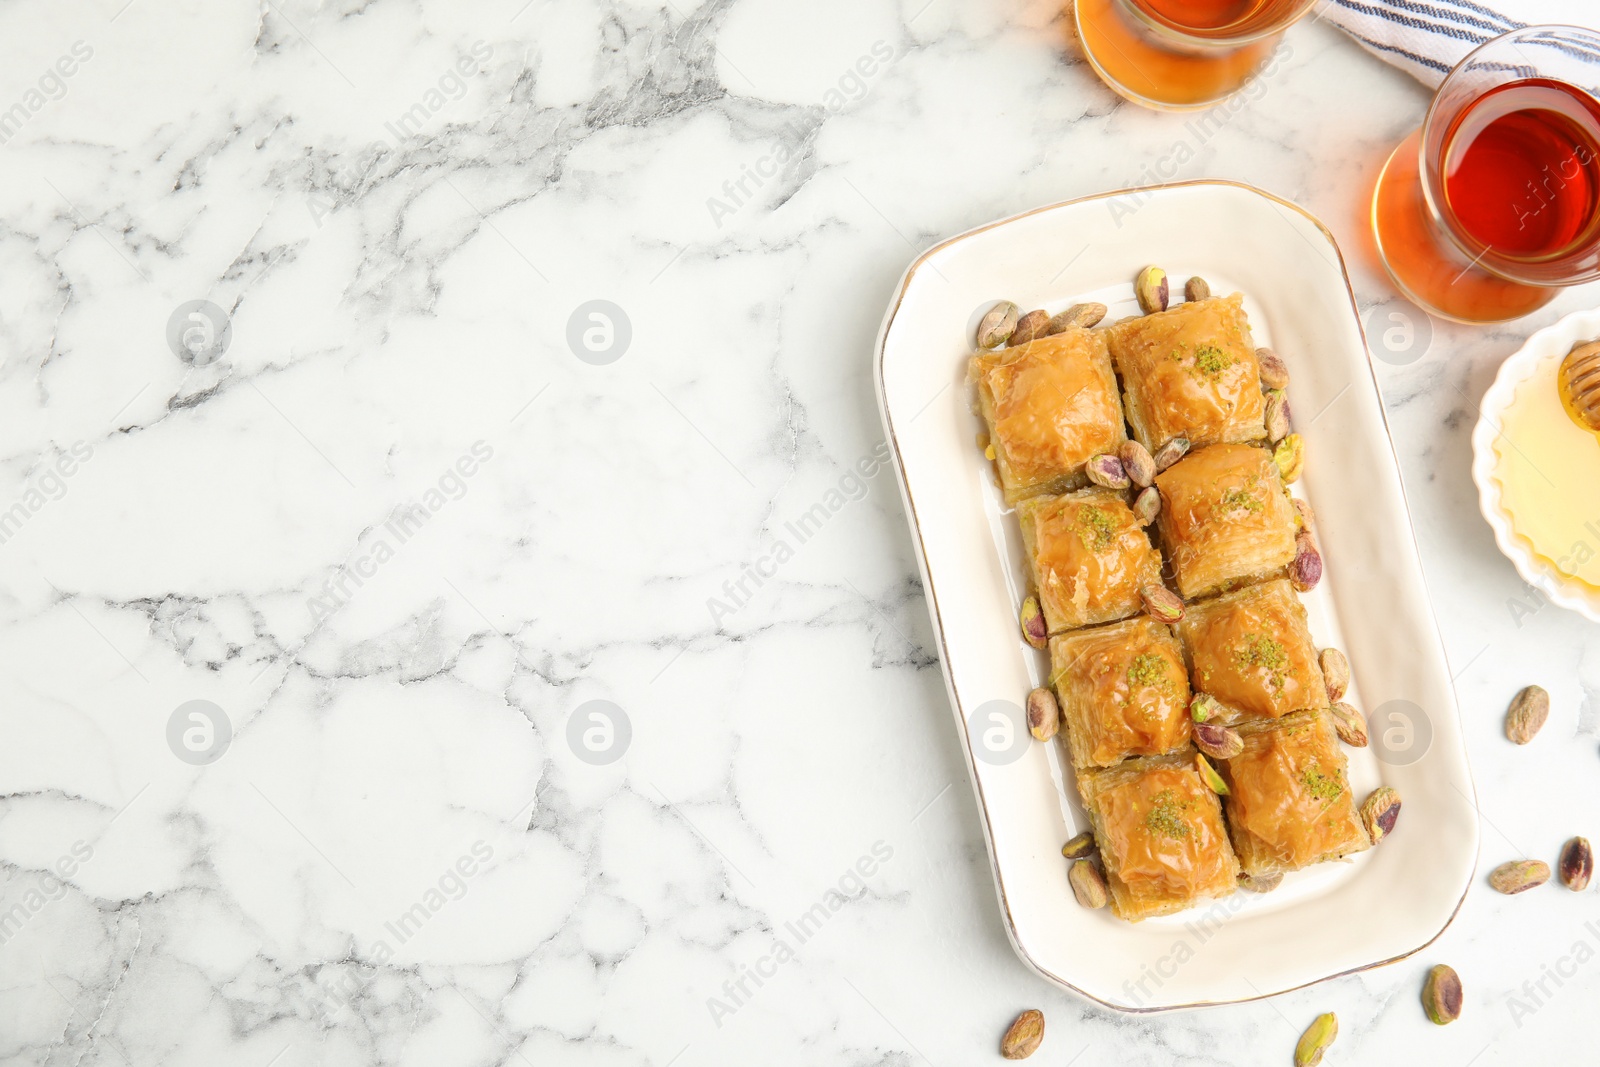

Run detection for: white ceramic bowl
[[1471, 306, 1600, 624]]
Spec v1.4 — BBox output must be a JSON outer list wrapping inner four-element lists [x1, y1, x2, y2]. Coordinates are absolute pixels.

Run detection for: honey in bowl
[[1493, 339, 1600, 592]]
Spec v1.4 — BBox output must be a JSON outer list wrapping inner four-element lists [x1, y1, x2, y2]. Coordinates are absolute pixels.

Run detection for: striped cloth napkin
[[1318, 0, 1597, 86]]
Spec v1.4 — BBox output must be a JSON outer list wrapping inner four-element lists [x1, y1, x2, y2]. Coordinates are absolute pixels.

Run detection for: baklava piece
[[1220, 709, 1372, 877], [969, 328, 1126, 504], [1105, 293, 1266, 453], [1155, 442, 1297, 599], [1019, 488, 1163, 634], [1077, 750, 1241, 921], [1049, 617, 1192, 769], [1176, 579, 1326, 725]]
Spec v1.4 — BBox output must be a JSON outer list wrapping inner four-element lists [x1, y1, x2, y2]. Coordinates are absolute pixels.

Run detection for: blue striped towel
[[1319, 0, 1597, 86]]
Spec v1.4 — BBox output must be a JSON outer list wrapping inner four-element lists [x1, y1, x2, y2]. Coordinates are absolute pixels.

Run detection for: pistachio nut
[[1048, 302, 1107, 333], [1256, 347, 1291, 391], [1135, 265, 1169, 314], [1020, 594, 1048, 650], [1489, 859, 1550, 895], [1151, 436, 1190, 472], [1010, 309, 1051, 347], [1132, 486, 1160, 526], [1330, 702, 1369, 747], [1195, 752, 1230, 794], [1319, 648, 1350, 702], [1274, 433, 1305, 484], [1289, 532, 1323, 593], [1264, 391, 1290, 445], [1505, 684, 1549, 744], [1239, 871, 1284, 893], [1294, 1012, 1338, 1067], [1084, 452, 1131, 489], [1027, 686, 1060, 742], [1193, 721, 1244, 760], [1069, 859, 1109, 910], [1422, 964, 1462, 1025], [1000, 1009, 1045, 1060], [1559, 836, 1594, 891], [1118, 440, 1157, 488], [1360, 786, 1401, 844], [1190, 693, 1220, 723], [1292, 496, 1316, 533], [1140, 583, 1185, 624], [1185, 276, 1211, 302], [1061, 830, 1097, 860], [976, 300, 1020, 349]]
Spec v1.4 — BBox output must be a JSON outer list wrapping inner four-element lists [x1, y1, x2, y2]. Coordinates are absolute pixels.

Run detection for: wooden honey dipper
[[1561, 340, 1600, 434]]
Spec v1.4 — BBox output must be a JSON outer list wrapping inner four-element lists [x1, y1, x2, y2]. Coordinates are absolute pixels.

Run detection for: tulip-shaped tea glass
[[1371, 26, 1600, 324], [1075, 0, 1317, 111]]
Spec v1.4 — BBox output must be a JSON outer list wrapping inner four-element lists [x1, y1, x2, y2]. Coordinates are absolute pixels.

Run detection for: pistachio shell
[[977, 301, 1020, 349], [1020, 595, 1048, 650], [1131, 486, 1160, 526], [1027, 686, 1060, 741], [1256, 347, 1291, 390], [1061, 830, 1097, 860], [1505, 685, 1549, 744], [1118, 440, 1157, 488], [1360, 787, 1401, 844], [1319, 648, 1350, 702], [1151, 436, 1190, 473], [1000, 1009, 1045, 1060], [1330, 702, 1369, 747], [1264, 391, 1290, 444], [1193, 721, 1244, 760], [1069, 859, 1108, 910], [1047, 302, 1107, 333], [1489, 859, 1550, 894], [1010, 309, 1050, 346]]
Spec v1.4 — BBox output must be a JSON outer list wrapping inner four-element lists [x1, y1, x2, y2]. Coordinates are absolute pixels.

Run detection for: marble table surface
[[3, 1, 1598, 1064]]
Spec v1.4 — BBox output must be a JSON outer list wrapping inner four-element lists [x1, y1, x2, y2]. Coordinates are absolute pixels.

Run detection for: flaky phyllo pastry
[[1050, 618, 1192, 769], [1219, 710, 1371, 877], [1105, 293, 1267, 452], [1154, 442, 1298, 599], [970, 328, 1126, 504], [1018, 488, 1163, 634], [1076, 751, 1241, 921], [1177, 579, 1325, 725]]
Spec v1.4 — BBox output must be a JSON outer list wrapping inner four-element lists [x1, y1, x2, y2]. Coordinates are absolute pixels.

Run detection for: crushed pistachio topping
[[1191, 344, 1233, 379], [1218, 476, 1264, 515], [1233, 633, 1289, 691], [1301, 764, 1344, 802], [1077, 505, 1119, 552], [1144, 789, 1193, 839], [1127, 652, 1170, 691]]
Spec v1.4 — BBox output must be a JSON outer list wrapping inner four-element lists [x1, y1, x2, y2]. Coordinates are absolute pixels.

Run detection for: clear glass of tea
[[1371, 26, 1600, 324], [1075, 0, 1318, 111]]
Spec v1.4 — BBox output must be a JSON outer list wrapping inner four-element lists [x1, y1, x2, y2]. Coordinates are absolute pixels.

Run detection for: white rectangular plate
[[874, 181, 1479, 1012]]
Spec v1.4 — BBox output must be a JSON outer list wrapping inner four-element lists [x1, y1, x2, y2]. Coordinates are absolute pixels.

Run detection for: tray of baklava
[[873, 182, 1479, 1011]]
